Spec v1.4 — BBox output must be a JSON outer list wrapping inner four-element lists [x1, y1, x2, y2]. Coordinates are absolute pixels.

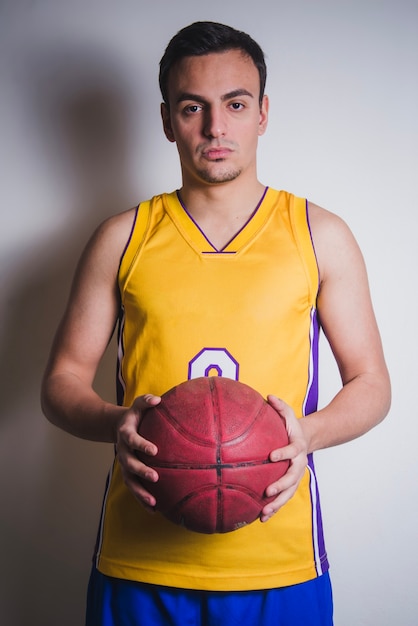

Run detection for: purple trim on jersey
[[118, 205, 139, 274], [301, 308, 328, 576], [93, 460, 115, 568], [308, 455, 329, 576], [176, 187, 269, 253], [115, 206, 138, 406], [116, 307, 126, 406], [202, 251, 236, 255], [305, 199, 321, 285], [304, 308, 320, 416]]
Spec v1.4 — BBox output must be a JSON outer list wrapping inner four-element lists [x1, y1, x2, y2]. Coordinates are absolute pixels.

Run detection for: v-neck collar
[[164, 188, 270, 254]]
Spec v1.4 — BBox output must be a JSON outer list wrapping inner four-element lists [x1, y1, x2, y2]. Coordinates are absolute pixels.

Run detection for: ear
[[258, 95, 269, 136], [161, 102, 176, 143]]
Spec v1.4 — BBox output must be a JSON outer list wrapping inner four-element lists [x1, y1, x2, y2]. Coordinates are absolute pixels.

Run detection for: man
[[41, 21, 391, 626]]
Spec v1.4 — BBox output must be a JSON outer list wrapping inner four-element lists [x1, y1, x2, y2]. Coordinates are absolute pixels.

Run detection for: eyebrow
[[175, 88, 254, 105]]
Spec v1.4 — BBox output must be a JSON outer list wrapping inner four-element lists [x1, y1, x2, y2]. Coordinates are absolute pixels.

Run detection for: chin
[[198, 168, 243, 184]]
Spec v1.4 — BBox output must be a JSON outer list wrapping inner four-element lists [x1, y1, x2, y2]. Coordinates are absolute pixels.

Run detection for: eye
[[184, 104, 203, 115], [230, 102, 244, 111]]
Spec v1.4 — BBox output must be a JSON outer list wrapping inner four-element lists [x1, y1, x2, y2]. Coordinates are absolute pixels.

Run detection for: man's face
[[161, 49, 268, 187]]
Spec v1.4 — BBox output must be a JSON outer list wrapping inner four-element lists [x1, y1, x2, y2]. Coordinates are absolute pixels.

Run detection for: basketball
[[137, 377, 289, 534]]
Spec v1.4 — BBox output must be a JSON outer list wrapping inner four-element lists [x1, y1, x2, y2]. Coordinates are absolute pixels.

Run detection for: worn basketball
[[137, 377, 289, 534]]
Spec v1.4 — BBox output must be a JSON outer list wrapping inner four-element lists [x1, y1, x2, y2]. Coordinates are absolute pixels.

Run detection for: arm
[[41, 210, 160, 508], [261, 203, 391, 521], [301, 202, 391, 450], [41, 211, 130, 441]]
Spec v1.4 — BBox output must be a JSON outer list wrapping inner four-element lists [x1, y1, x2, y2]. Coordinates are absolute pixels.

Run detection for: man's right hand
[[116, 394, 161, 511]]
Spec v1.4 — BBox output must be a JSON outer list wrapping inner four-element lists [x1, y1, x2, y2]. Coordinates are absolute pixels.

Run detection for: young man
[[41, 21, 391, 626]]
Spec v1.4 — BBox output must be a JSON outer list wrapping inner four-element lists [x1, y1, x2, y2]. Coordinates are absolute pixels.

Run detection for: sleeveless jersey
[[94, 188, 329, 591]]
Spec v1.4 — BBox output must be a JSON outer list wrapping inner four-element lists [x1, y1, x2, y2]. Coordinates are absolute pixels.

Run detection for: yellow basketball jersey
[[95, 188, 329, 590]]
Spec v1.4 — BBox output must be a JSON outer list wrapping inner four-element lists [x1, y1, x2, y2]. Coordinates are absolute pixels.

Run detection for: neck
[[177, 179, 267, 251], [179, 177, 266, 221]]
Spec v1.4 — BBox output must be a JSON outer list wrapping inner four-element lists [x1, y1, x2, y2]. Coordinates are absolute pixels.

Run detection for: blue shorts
[[86, 567, 333, 626]]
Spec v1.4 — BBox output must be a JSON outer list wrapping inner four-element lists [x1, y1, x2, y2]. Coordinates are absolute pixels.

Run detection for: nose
[[203, 106, 226, 139]]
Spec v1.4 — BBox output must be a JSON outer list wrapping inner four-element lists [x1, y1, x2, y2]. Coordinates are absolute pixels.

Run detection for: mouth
[[201, 147, 232, 161]]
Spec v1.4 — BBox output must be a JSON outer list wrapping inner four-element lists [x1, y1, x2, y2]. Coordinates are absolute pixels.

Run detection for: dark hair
[[159, 21, 267, 107]]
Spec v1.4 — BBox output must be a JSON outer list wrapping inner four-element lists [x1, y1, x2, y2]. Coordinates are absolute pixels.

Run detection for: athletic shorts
[[86, 567, 333, 626]]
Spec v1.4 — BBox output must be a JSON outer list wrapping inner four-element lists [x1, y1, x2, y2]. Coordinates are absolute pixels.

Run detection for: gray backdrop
[[1, 1, 416, 624]]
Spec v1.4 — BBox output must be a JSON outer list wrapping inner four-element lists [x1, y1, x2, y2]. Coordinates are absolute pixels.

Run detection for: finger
[[262, 464, 307, 520], [260, 486, 299, 522], [118, 427, 158, 458], [136, 434, 159, 457], [265, 461, 306, 498], [132, 393, 162, 411], [119, 450, 159, 506], [269, 440, 296, 462], [118, 409, 160, 457], [267, 394, 292, 418], [123, 473, 158, 509], [120, 449, 159, 482], [131, 395, 162, 454]]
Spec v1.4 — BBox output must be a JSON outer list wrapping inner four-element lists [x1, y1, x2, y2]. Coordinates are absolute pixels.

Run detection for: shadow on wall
[[0, 45, 141, 625], [1, 43, 139, 416]]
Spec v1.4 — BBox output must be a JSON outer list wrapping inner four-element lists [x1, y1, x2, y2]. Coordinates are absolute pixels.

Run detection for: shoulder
[[307, 201, 365, 284], [90, 207, 137, 251], [85, 207, 137, 259], [75, 207, 138, 284], [307, 201, 352, 241]]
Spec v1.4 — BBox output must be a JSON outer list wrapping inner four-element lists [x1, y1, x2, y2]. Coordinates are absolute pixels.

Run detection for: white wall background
[[0, 1, 417, 624]]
